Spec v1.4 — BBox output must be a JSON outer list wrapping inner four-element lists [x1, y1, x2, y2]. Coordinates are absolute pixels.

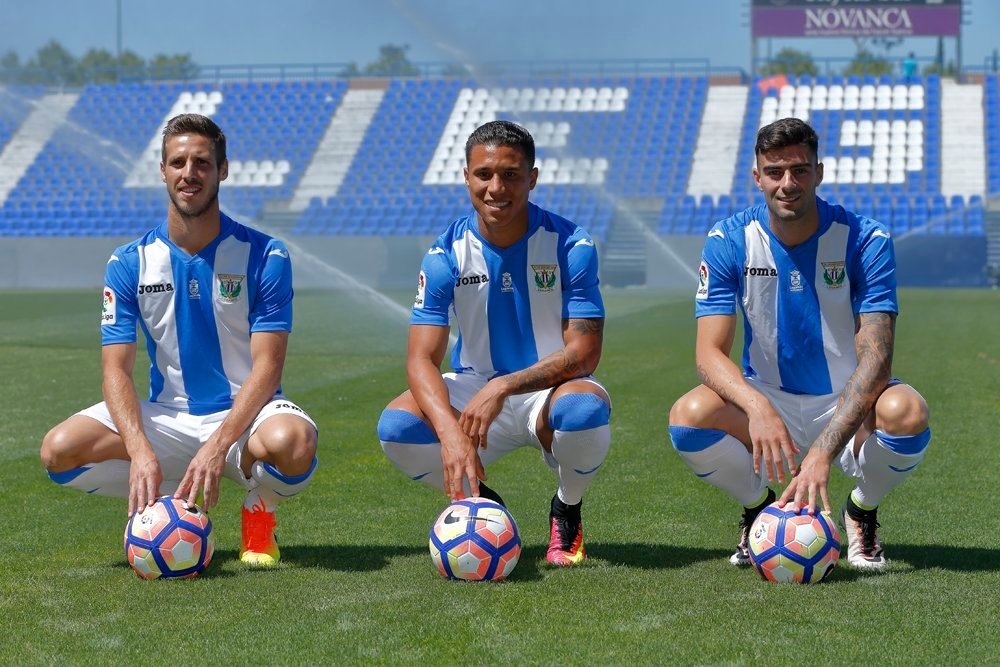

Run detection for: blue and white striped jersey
[[695, 197, 897, 396], [100, 214, 293, 415], [411, 202, 604, 378]]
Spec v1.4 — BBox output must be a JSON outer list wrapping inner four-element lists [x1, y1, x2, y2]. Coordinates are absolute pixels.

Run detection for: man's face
[[161, 134, 227, 218], [464, 143, 537, 240], [753, 143, 823, 224]]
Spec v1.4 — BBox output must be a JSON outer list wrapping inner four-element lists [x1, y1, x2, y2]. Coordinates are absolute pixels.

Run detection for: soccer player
[[668, 118, 931, 571], [377, 120, 611, 566], [40, 114, 317, 568]]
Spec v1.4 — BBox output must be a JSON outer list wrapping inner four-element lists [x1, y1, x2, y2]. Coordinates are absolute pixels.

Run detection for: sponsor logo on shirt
[[101, 286, 116, 325], [790, 269, 804, 292], [531, 265, 557, 292], [744, 266, 778, 277], [137, 282, 174, 295], [414, 271, 426, 307], [501, 272, 514, 293], [456, 273, 489, 287], [821, 261, 846, 288], [217, 274, 245, 303], [189, 279, 201, 300], [696, 262, 709, 300]]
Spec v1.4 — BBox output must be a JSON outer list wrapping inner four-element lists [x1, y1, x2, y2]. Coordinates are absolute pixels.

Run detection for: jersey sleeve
[[694, 227, 741, 317], [851, 226, 898, 315], [562, 234, 605, 319], [101, 250, 140, 345], [410, 246, 455, 326], [250, 241, 294, 332]]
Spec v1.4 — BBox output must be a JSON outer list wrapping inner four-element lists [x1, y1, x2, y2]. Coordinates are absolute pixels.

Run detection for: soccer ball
[[124, 496, 215, 580], [747, 502, 840, 584], [429, 496, 521, 581]]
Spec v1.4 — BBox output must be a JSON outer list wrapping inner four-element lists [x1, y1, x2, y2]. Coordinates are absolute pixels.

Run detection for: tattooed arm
[[457, 318, 604, 450], [696, 314, 801, 484], [778, 311, 896, 513]]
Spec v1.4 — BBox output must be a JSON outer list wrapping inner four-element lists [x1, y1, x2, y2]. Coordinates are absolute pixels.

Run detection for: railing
[[0, 58, 747, 87]]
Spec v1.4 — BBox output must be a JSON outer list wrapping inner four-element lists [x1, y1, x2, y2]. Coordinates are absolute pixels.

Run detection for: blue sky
[[2, 0, 998, 73]]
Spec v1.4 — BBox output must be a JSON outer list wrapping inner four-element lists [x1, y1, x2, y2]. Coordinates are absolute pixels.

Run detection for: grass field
[[2, 287, 998, 664]]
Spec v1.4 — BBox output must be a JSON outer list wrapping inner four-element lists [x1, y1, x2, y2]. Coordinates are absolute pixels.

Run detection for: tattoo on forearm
[[814, 312, 895, 455], [503, 318, 603, 394], [570, 319, 602, 335]]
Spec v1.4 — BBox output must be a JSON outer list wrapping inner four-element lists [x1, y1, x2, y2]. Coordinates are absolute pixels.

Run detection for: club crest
[[217, 274, 245, 303], [531, 264, 557, 292]]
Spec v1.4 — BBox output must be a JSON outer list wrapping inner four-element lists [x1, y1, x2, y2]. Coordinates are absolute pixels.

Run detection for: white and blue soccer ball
[[124, 496, 214, 580], [429, 496, 521, 581], [747, 502, 840, 584]]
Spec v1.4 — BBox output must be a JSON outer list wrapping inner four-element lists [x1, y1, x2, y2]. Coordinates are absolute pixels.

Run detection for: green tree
[[759, 48, 818, 78], [843, 49, 894, 77], [148, 53, 198, 80], [0, 50, 19, 84], [78, 49, 119, 83], [922, 60, 958, 77], [26, 39, 79, 84], [363, 44, 420, 77], [338, 62, 361, 78]]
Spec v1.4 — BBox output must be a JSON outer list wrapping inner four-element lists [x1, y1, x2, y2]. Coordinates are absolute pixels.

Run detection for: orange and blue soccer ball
[[747, 502, 840, 584], [124, 496, 214, 580], [429, 496, 521, 581]]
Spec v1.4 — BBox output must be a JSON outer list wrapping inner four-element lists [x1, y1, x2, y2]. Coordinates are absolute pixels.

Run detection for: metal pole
[[116, 0, 122, 59]]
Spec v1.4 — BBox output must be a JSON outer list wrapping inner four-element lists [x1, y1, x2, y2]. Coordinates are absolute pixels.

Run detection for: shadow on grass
[[109, 552, 240, 579], [570, 541, 724, 569], [886, 544, 1000, 572], [280, 543, 427, 572]]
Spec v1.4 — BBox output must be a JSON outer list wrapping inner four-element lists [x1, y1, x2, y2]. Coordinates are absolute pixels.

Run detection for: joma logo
[[138, 283, 174, 295]]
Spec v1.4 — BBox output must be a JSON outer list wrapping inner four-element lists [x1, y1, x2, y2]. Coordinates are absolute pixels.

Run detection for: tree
[[843, 49, 894, 77], [363, 44, 420, 77], [26, 39, 79, 84], [148, 53, 199, 81], [338, 62, 361, 78], [0, 50, 19, 84], [759, 48, 818, 78], [922, 60, 958, 77], [78, 49, 119, 84]]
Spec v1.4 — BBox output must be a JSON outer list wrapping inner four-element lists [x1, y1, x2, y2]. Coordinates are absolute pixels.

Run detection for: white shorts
[[77, 398, 317, 489], [443, 372, 608, 469], [747, 378, 864, 477]]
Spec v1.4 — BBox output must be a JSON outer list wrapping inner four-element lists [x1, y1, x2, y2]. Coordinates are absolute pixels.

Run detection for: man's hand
[[128, 448, 163, 517], [175, 441, 228, 510], [777, 448, 833, 515], [747, 403, 801, 484], [439, 424, 485, 501], [458, 379, 508, 450]]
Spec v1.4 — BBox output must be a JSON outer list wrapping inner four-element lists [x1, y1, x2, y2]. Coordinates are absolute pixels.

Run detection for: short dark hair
[[465, 120, 535, 167], [755, 117, 819, 162], [161, 113, 227, 166]]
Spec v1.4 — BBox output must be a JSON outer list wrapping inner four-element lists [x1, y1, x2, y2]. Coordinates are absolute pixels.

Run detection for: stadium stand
[[0, 73, 992, 283]]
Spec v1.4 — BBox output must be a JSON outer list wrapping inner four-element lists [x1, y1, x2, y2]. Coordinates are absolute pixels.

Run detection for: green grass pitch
[[1, 287, 998, 663]]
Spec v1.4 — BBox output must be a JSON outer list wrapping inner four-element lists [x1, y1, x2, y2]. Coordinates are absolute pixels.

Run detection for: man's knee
[[252, 416, 317, 474], [669, 387, 720, 428], [548, 392, 610, 432], [377, 408, 437, 447], [876, 385, 929, 435], [40, 423, 83, 471]]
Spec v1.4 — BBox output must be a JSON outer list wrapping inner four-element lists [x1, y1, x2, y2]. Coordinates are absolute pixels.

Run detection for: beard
[[168, 182, 220, 218]]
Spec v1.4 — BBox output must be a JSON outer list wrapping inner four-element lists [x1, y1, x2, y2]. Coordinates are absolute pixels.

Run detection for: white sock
[[46, 460, 131, 497], [246, 456, 318, 512], [378, 408, 445, 492], [852, 428, 931, 509], [670, 426, 767, 507], [551, 424, 611, 506]]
